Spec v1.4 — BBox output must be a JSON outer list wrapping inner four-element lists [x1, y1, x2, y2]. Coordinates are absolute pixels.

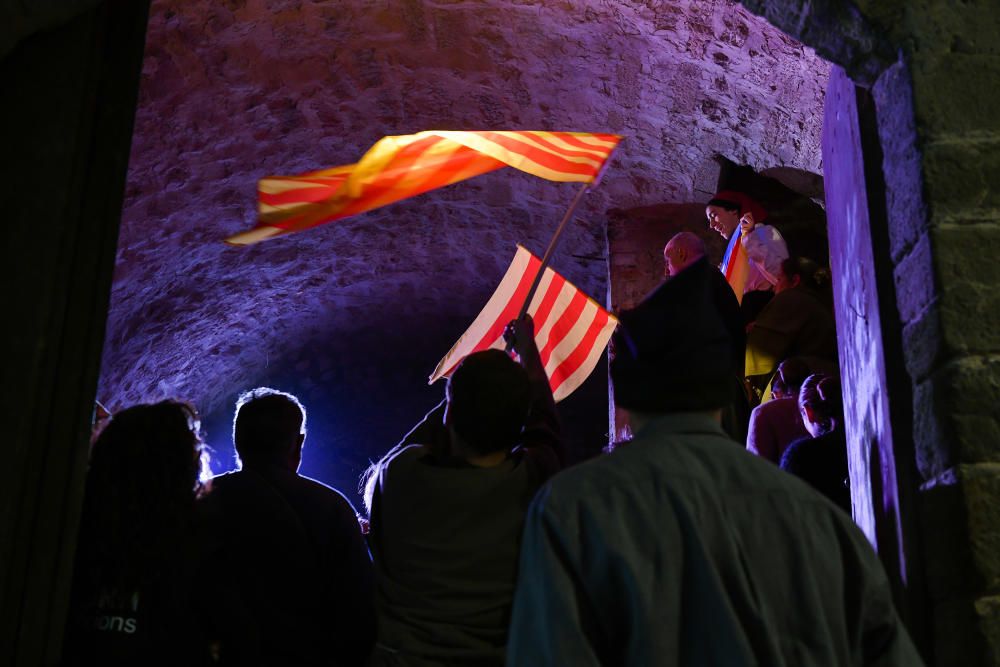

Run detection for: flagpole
[[514, 139, 618, 322], [515, 182, 590, 322]]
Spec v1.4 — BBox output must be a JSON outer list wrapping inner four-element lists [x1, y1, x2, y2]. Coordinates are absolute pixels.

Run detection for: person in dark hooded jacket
[[506, 259, 922, 667]]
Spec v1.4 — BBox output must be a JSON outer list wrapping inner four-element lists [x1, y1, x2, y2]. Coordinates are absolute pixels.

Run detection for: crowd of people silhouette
[[68, 192, 921, 666]]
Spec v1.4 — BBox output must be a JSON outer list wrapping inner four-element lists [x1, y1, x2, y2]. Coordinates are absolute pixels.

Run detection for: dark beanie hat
[[611, 258, 733, 412]]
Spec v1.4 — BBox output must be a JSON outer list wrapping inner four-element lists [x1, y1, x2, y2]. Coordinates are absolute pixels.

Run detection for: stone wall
[[98, 0, 830, 501], [877, 6, 1000, 662], [870, 5, 1000, 664], [739, 1, 1000, 664]]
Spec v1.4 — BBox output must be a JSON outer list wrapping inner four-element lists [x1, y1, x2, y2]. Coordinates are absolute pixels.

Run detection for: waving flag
[[226, 130, 621, 245], [712, 190, 768, 304], [430, 245, 618, 402], [720, 231, 749, 304]]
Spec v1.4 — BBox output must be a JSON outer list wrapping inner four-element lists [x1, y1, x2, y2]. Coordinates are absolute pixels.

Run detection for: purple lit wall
[[822, 65, 903, 559], [97, 0, 830, 504]]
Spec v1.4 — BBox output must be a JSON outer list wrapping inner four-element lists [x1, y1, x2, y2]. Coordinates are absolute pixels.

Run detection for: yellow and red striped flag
[[430, 245, 619, 402], [226, 130, 620, 245]]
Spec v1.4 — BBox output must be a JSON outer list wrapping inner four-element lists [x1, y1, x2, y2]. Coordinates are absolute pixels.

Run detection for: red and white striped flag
[[430, 245, 618, 402]]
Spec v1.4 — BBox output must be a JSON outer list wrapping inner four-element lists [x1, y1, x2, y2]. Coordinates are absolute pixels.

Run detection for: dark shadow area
[[0, 1, 152, 662]]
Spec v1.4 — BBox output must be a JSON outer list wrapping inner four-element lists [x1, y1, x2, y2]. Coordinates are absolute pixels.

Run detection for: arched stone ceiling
[[98, 0, 829, 498]]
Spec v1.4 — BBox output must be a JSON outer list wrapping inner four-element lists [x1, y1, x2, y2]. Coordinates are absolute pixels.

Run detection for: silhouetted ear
[[803, 405, 816, 424], [289, 433, 305, 473]]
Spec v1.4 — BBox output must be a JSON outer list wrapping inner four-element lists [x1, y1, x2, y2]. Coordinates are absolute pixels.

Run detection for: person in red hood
[[706, 190, 789, 323]]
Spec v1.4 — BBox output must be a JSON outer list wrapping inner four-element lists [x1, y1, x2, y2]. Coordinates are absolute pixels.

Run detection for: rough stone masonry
[[98, 0, 829, 499]]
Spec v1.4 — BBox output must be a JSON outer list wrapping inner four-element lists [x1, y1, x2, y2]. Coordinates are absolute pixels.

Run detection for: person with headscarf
[[505, 259, 922, 667], [705, 190, 789, 323]]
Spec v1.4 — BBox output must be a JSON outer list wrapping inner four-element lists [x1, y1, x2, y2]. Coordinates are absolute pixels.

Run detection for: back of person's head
[[79, 400, 207, 592], [611, 258, 732, 414], [781, 256, 831, 293], [665, 231, 705, 255], [663, 232, 706, 276], [233, 388, 306, 468], [771, 357, 812, 399], [446, 349, 531, 456], [798, 373, 843, 436]]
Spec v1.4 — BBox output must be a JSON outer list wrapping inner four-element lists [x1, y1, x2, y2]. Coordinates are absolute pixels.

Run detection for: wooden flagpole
[[506, 141, 618, 350], [515, 181, 590, 321]]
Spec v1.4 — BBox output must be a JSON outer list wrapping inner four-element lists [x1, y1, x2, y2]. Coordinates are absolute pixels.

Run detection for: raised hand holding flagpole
[[430, 245, 618, 402]]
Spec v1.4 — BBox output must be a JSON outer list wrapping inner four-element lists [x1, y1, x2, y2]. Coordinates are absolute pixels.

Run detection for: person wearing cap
[[664, 234, 749, 443], [706, 190, 789, 322], [505, 259, 922, 666]]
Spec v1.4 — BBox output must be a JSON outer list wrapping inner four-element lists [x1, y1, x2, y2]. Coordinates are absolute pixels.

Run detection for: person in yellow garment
[[745, 256, 839, 398]]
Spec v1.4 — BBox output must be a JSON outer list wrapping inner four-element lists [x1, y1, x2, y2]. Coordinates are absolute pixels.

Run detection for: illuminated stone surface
[[98, 0, 829, 498]]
